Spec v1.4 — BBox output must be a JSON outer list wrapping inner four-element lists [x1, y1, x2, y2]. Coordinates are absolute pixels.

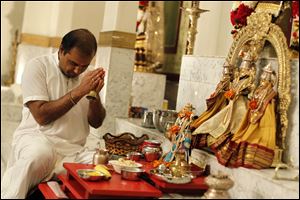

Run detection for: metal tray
[[149, 169, 192, 184], [77, 169, 105, 181]]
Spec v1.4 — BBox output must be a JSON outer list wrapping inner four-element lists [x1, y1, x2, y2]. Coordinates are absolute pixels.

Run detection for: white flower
[[231, 1, 258, 12], [137, 9, 144, 21], [241, 1, 258, 9], [231, 1, 241, 11]]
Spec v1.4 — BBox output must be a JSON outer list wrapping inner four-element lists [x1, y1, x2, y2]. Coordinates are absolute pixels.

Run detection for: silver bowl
[[121, 167, 145, 181], [153, 109, 177, 132], [126, 152, 142, 161]]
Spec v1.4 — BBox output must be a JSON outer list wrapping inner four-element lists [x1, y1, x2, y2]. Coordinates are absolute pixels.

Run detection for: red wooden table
[[39, 161, 208, 198], [58, 162, 162, 199]]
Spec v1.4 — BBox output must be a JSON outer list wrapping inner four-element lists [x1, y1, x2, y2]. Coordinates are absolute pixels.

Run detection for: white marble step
[[115, 118, 299, 199], [195, 149, 299, 199]]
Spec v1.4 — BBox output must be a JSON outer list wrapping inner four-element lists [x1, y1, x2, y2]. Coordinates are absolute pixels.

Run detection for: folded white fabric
[[47, 181, 68, 199]]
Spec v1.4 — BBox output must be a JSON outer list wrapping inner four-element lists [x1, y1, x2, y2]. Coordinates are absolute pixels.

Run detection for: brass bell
[[86, 90, 98, 100]]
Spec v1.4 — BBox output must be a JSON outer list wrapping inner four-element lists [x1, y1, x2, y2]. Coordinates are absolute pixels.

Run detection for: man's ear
[[59, 45, 64, 55]]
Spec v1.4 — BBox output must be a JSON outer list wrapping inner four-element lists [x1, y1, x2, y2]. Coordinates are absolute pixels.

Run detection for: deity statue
[[192, 50, 256, 151], [190, 61, 235, 148], [164, 103, 195, 162], [216, 63, 278, 169]]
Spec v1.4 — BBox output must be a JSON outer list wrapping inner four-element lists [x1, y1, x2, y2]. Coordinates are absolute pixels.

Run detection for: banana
[[94, 164, 108, 170], [94, 165, 111, 179]]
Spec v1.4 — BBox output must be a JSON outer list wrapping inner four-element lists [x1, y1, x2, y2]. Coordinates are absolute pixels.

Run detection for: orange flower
[[224, 90, 235, 99], [178, 110, 193, 119], [169, 125, 180, 135], [152, 160, 162, 168], [249, 99, 258, 110], [152, 160, 172, 168], [184, 111, 193, 119]]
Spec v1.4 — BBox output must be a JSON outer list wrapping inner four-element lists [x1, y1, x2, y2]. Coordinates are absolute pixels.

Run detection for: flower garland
[[136, 1, 149, 34], [290, 1, 299, 49], [230, 1, 258, 37]]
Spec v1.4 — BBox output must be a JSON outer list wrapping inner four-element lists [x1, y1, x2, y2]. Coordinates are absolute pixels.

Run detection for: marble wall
[[131, 72, 166, 110], [1, 85, 23, 180], [176, 55, 224, 114], [177, 55, 299, 168], [14, 44, 54, 84]]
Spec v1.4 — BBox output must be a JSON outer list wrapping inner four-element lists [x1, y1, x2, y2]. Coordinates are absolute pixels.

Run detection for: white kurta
[[17, 51, 90, 154], [1, 52, 93, 199]]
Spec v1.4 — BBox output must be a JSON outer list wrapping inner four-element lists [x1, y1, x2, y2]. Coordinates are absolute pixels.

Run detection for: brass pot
[[203, 171, 234, 199], [93, 148, 109, 165], [169, 151, 190, 177]]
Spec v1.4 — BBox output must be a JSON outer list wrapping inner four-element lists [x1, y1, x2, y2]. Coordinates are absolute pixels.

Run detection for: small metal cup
[[142, 111, 155, 128]]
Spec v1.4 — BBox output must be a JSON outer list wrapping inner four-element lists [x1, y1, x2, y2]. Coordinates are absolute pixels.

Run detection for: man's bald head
[[60, 29, 97, 57]]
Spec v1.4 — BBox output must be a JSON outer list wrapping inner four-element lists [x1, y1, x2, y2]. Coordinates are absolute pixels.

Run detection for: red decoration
[[224, 90, 235, 100], [230, 1, 257, 36], [139, 1, 148, 7], [230, 9, 238, 26], [292, 1, 299, 18], [291, 1, 299, 49], [230, 3, 255, 27], [293, 31, 298, 38], [249, 99, 258, 110]]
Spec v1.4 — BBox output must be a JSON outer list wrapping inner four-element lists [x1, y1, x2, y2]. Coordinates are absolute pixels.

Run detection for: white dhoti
[[1, 52, 96, 199], [1, 133, 95, 199]]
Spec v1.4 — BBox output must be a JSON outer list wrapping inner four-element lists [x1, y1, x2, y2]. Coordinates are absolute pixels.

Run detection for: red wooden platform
[[59, 162, 162, 199], [39, 161, 208, 198], [38, 183, 60, 199]]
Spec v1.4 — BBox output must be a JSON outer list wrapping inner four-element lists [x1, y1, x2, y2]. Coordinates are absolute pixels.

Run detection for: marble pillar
[[14, 43, 53, 84], [92, 31, 136, 137]]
